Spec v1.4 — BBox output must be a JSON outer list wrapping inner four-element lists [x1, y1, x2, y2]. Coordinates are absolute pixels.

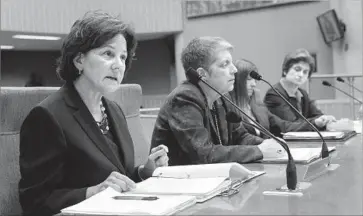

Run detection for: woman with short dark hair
[[264, 48, 336, 129], [230, 58, 318, 137], [18, 11, 168, 216]]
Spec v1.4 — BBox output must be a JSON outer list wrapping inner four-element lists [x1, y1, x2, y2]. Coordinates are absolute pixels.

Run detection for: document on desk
[[262, 146, 336, 164], [283, 131, 346, 140], [126, 162, 265, 203], [61, 187, 196, 215]]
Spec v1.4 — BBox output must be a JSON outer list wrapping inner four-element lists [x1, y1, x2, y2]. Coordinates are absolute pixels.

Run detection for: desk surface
[[179, 135, 363, 215]]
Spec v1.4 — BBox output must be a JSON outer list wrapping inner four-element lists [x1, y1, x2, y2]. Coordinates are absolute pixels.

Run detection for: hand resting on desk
[[314, 115, 336, 128], [258, 139, 287, 159]]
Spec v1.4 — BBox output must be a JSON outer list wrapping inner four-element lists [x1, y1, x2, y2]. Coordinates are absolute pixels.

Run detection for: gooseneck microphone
[[187, 67, 297, 190], [249, 71, 330, 159], [322, 80, 362, 104], [336, 77, 363, 94]]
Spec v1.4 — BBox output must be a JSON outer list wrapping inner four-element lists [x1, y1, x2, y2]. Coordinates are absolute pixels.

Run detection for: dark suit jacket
[[18, 84, 140, 216], [243, 90, 315, 138], [264, 82, 323, 122], [151, 81, 264, 166]]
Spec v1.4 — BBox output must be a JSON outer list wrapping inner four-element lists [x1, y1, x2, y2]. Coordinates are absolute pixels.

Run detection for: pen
[[113, 196, 159, 201]]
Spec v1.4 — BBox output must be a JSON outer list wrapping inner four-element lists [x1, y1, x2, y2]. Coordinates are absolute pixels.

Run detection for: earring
[[77, 69, 83, 76]]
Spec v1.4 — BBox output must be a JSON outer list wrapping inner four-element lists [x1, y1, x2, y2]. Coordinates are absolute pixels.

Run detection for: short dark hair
[[181, 36, 233, 79], [281, 48, 315, 78], [56, 10, 138, 83]]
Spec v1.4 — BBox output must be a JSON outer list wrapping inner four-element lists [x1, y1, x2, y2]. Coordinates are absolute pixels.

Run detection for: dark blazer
[[151, 81, 264, 166], [264, 82, 323, 122], [18, 84, 140, 216], [243, 90, 315, 138]]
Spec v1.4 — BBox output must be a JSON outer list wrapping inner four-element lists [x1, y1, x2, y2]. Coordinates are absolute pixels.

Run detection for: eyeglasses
[[219, 179, 244, 197]]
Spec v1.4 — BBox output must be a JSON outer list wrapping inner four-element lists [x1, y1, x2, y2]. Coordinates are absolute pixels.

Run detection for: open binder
[[126, 162, 265, 203], [261, 146, 336, 164], [61, 187, 196, 215]]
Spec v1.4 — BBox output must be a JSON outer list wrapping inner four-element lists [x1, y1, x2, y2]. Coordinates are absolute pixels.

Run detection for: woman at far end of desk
[[263, 48, 336, 130], [230, 58, 326, 137], [18, 10, 168, 216]]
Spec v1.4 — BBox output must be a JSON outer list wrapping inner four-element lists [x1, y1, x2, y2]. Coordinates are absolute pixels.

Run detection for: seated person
[[18, 11, 168, 216], [151, 36, 285, 166], [230, 58, 318, 137], [263, 48, 335, 129]]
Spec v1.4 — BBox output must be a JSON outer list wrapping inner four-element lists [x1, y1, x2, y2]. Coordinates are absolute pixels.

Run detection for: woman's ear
[[73, 53, 84, 71]]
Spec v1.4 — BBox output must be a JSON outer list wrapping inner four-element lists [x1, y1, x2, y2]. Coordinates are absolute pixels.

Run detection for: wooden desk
[[179, 135, 363, 215]]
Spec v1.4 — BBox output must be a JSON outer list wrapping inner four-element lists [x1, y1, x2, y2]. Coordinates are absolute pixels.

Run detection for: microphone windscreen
[[226, 111, 242, 123], [186, 67, 201, 84], [336, 77, 345, 83], [322, 81, 332, 86], [249, 71, 262, 81]]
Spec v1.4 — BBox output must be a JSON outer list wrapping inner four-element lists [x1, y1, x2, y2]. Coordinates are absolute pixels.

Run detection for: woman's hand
[[314, 115, 336, 128], [86, 171, 136, 198], [138, 145, 169, 180]]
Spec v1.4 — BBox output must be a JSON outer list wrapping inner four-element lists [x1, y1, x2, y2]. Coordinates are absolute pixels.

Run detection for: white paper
[[263, 146, 336, 163], [128, 177, 228, 195], [354, 120, 362, 134], [283, 131, 345, 139], [152, 162, 252, 179], [61, 187, 196, 215]]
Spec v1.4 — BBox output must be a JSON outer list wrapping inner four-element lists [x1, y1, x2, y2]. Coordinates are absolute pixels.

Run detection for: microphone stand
[[251, 72, 339, 182], [186, 68, 298, 191], [323, 81, 363, 104], [254, 73, 329, 160], [337, 77, 363, 94]]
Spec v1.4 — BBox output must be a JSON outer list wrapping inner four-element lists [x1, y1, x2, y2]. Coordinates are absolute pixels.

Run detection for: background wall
[[182, 1, 334, 100], [0, 39, 172, 96]]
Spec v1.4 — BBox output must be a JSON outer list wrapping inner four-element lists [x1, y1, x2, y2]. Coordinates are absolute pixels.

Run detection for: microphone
[[187, 67, 297, 190], [250, 71, 330, 159], [322, 80, 363, 104], [336, 77, 363, 93]]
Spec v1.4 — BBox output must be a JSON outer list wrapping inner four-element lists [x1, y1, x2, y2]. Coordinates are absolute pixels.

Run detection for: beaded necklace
[[96, 100, 109, 134]]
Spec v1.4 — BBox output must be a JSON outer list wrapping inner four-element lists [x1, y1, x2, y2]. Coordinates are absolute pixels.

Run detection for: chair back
[[0, 87, 59, 215], [0, 84, 149, 215]]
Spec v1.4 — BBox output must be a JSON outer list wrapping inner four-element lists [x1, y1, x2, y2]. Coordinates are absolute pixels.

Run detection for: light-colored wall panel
[[1, 0, 183, 34], [182, 1, 334, 99]]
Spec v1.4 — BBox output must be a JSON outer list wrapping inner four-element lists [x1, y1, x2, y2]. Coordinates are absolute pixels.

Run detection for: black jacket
[[151, 81, 264, 166], [19, 84, 140, 215]]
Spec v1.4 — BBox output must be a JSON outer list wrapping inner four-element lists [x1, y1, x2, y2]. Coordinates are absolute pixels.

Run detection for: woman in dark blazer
[[18, 11, 168, 216], [263, 49, 336, 129], [230, 59, 319, 137]]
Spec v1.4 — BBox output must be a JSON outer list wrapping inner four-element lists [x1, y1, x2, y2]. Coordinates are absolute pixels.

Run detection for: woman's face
[[246, 74, 257, 97], [284, 61, 310, 86], [76, 34, 128, 93], [206, 49, 237, 95]]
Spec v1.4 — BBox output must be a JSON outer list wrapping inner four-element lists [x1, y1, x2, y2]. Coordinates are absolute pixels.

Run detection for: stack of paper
[[61, 187, 196, 215], [262, 146, 336, 164], [283, 131, 346, 140], [127, 162, 265, 203]]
